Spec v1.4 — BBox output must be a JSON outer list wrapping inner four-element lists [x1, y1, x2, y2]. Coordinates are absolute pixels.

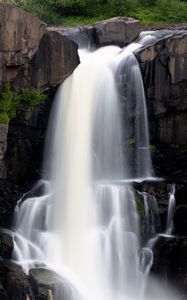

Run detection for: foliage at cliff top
[[0, 82, 46, 124], [3, 0, 187, 25]]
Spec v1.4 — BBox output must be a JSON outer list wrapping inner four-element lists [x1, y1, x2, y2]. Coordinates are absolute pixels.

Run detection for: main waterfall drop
[[48, 45, 152, 298], [12, 34, 178, 300]]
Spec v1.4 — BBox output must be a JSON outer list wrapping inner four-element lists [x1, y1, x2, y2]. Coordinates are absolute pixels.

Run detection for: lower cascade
[[12, 33, 179, 300]]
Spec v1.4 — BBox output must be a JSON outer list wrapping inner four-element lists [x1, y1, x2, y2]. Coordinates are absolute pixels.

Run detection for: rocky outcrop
[[0, 230, 14, 259], [134, 179, 187, 294], [0, 3, 46, 92], [152, 235, 187, 293], [29, 268, 64, 300], [50, 16, 141, 48], [0, 4, 79, 92], [95, 17, 141, 47], [31, 31, 79, 91], [0, 260, 31, 300], [136, 31, 187, 144], [135, 31, 187, 180], [0, 264, 70, 300]]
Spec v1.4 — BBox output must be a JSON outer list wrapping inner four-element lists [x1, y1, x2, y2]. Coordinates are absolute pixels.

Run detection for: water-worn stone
[[0, 230, 14, 259], [29, 268, 64, 300], [95, 17, 141, 47], [0, 260, 31, 299]]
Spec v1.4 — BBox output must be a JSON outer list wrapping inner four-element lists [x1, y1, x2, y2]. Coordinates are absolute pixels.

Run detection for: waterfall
[[12, 32, 178, 300], [166, 184, 176, 235]]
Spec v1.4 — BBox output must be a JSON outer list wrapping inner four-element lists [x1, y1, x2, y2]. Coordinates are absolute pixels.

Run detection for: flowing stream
[[12, 32, 178, 300]]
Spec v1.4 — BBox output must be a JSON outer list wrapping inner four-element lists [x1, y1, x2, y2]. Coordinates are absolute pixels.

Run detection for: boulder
[[0, 260, 31, 299], [0, 230, 14, 259], [30, 31, 80, 91], [95, 17, 142, 47], [29, 268, 65, 300]]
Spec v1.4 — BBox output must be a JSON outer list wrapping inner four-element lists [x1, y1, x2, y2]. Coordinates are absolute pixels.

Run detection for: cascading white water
[[166, 184, 176, 235], [139, 192, 160, 244], [12, 32, 180, 300]]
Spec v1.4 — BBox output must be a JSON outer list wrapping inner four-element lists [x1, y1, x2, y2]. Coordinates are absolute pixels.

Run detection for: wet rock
[[29, 268, 64, 300], [135, 31, 187, 180], [133, 180, 171, 232], [0, 180, 24, 228], [151, 235, 187, 292], [0, 282, 8, 300], [95, 17, 141, 47], [0, 124, 8, 179], [30, 31, 79, 91], [49, 26, 96, 48], [174, 205, 187, 236], [0, 260, 31, 299], [0, 230, 14, 259], [5, 94, 53, 185], [136, 31, 187, 146], [51, 17, 141, 48]]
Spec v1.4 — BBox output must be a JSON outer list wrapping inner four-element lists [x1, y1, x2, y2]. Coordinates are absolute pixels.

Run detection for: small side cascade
[[12, 180, 54, 273], [166, 184, 176, 235], [138, 191, 160, 244]]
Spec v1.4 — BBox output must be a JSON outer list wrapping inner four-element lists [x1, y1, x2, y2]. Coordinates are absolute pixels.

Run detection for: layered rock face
[[135, 31, 187, 180]]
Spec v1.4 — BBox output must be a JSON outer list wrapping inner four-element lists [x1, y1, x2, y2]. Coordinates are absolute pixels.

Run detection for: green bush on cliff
[[0, 82, 46, 124], [12, 0, 187, 25]]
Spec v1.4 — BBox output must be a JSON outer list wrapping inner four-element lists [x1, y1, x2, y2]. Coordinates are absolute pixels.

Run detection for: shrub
[[0, 82, 46, 124]]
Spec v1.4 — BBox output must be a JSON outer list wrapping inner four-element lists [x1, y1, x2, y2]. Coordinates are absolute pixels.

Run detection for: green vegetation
[[4, 0, 187, 26], [135, 192, 145, 215], [124, 138, 136, 146], [0, 82, 46, 124]]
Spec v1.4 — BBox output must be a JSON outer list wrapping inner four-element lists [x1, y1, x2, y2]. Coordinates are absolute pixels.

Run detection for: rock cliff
[[135, 31, 187, 181]]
